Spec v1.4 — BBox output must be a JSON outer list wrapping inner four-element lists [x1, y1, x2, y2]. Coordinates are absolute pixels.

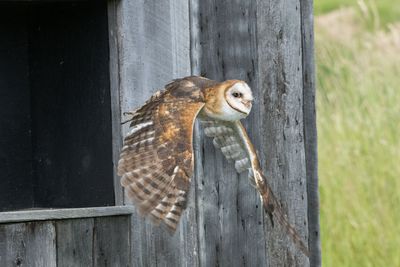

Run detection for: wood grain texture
[[0, 213, 133, 267], [194, 0, 313, 265], [195, 1, 268, 266], [108, 0, 124, 206], [56, 218, 94, 267], [117, 1, 198, 266], [0, 221, 56, 267], [0, 206, 134, 224], [116, 0, 318, 265], [300, 1, 321, 266], [93, 216, 131, 267], [255, 0, 309, 265]]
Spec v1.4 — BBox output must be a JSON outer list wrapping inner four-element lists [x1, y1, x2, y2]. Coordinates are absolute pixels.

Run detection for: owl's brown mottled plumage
[[118, 77, 210, 230], [118, 76, 309, 256]]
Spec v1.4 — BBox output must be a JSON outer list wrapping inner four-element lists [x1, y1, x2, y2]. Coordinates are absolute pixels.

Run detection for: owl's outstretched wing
[[200, 119, 310, 256], [118, 79, 205, 231]]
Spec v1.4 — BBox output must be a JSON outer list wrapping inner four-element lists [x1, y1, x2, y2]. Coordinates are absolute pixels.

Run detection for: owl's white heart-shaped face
[[223, 82, 253, 120], [202, 79, 254, 121]]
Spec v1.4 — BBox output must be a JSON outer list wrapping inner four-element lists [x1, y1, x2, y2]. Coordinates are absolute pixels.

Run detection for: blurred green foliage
[[315, 0, 400, 266], [315, 0, 400, 28]]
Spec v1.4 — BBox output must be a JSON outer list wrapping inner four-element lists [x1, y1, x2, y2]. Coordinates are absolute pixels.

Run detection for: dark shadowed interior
[[0, 1, 115, 211]]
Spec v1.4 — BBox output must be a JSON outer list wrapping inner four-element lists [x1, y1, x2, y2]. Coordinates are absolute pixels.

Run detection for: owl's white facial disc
[[223, 82, 253, 120]]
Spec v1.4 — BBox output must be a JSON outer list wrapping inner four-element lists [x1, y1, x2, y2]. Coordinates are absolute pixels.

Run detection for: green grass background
[[315, 0, 400, 27], [314, 0, 400, 266]]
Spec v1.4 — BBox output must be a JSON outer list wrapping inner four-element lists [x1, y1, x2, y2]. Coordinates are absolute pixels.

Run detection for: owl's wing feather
[[201, 119, 310, 256], [118, 80, 205, 231], [200, 119, 255, 185]]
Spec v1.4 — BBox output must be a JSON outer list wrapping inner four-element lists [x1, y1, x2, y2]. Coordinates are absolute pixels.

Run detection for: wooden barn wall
[[116, 0, 319, 266], [192, 1, 270, 266], [117, 1, 198, 266], [0, 215, 131, 267]]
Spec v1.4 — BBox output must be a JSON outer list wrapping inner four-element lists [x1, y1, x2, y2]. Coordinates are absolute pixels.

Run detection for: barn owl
[[118, 76, 309, 256]]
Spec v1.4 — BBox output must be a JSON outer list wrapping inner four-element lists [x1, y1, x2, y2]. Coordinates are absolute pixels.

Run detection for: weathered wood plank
[[0, 206, 134, 224], [108, 0, 124, 206], [117, 1, 198, 266], [116, 0, 317, 265], [194, 0, 313, 265], [0, 221, 56, 267], [256, 0, 309, 265], [56, 218, 94, 267], [195, 1, 268, 266], [300, 1, 321, 266], [93, 216, 131, 267]]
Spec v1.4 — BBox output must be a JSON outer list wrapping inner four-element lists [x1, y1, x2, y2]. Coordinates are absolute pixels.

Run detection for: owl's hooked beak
[[241, 100, 252, 110]]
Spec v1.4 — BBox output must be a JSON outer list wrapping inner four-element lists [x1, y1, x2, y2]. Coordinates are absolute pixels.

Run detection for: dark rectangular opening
[[0, 1, 115, 212]]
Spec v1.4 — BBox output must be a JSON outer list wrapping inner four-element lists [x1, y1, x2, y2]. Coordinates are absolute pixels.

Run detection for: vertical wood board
[[300, 1, 321, 266], [0, 213, 132, 267], [108, 0, 124, 206], [93, 216, 131, 267], [117, 0, 197, 266], [0, 221, 56, 267], [255, 0, 309, 265], [195, 0, 268, 266], [56, 218, 94, 267]]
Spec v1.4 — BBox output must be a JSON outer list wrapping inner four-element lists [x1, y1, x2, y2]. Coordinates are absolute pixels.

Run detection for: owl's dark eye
[[232, 92, 242, 98]]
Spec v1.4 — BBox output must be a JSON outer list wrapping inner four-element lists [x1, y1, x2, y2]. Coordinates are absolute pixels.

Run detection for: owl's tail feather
[[254, 171, 310, 257]]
